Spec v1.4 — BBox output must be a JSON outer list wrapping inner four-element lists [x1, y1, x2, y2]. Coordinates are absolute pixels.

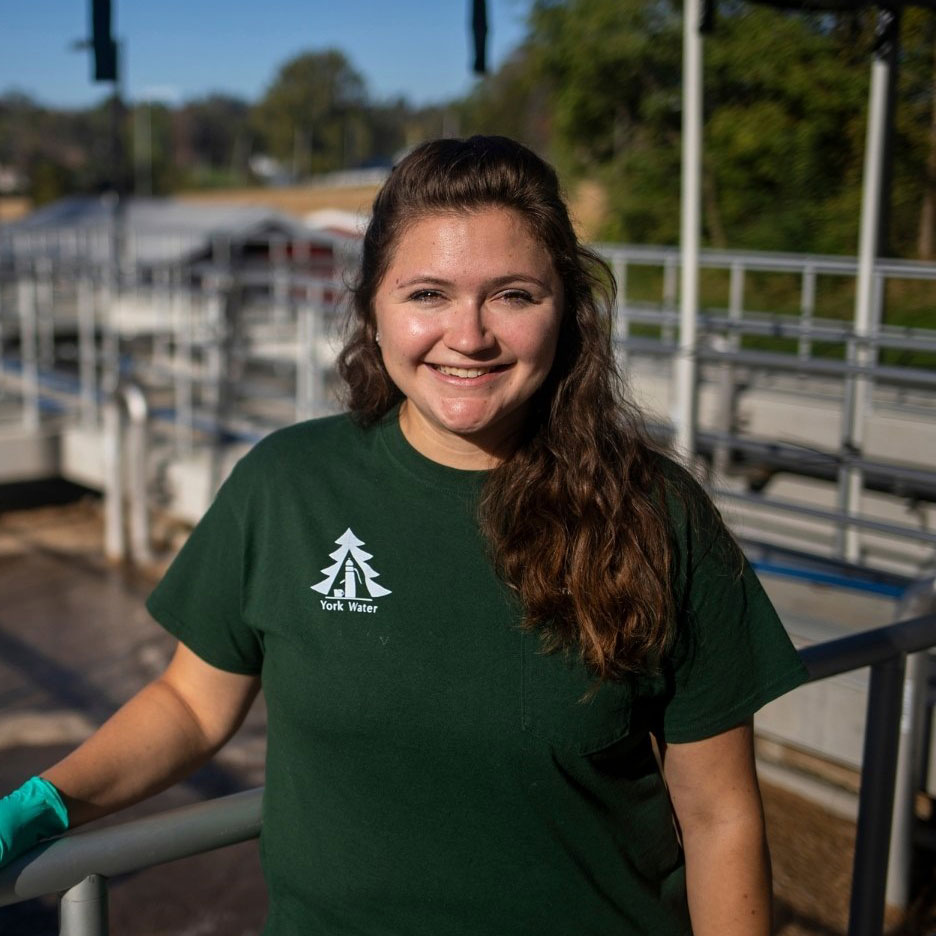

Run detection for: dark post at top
[[472, 0, 488, 74], [91, 0, 118, 83]]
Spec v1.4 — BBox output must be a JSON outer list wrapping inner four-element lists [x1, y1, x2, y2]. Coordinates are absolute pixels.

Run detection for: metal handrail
[[595, 243, 936, 280], [1, 614, 935, 936], [0, 789, 262, 909], [798, 610, 936, 935], [800, 611, 936, 680]]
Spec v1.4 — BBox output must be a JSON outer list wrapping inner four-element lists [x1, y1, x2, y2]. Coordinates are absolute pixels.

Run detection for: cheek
[[514, 319, 562, 370], [381, 316, 439, 356]]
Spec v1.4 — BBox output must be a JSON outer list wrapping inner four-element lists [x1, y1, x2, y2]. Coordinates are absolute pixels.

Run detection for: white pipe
[[121, 381, 151, 564], [103, 395, 124, 562], [844, 47, 892, 561], [675, 0, 703, 458]]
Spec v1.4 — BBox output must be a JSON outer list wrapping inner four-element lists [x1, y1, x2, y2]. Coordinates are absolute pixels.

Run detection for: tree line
[[1, 0, 935, 258]]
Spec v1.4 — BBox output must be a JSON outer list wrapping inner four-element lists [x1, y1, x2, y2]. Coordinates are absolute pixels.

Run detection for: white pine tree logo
[[311, 528, 391, 602]]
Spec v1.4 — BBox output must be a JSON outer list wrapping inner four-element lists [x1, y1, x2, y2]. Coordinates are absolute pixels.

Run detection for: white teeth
[[436, 365, 492, 378]]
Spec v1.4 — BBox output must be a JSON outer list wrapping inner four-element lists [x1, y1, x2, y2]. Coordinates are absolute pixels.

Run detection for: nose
[[443, 300, 497, 355]]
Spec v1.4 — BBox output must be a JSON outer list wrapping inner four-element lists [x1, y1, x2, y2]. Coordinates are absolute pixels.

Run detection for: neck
[[398, 402, 518, 470]]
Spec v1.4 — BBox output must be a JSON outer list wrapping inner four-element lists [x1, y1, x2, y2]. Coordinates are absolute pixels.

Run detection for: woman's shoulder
[[645, 450, 738, 573], [646, 450, 711, 519], [246, 411, 366, 460], [224, 412, 373, 488]]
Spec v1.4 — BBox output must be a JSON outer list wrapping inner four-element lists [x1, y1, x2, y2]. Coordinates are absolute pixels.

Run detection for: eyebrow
[[393, 274, 553, 291]]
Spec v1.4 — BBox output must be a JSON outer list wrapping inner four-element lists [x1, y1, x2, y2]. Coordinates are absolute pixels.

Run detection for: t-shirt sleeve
[[146, 464, 264, 675], [657, 478, 808, 744]]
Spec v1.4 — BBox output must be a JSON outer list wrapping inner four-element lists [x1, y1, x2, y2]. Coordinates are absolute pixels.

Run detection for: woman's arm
[[661, 720, 772, 936], [40, 642, 260, 828]]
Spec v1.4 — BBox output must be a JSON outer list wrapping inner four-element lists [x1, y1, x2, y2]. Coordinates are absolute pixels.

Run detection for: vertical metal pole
[[103, 394, 124, 563], [848, 654, 906, 936], [313, 283, 327, 418], [675, 0, 703, 458], [713, 261, 744, 477], [204, 238, 230, 419], [272, 237, 289, 326], [153, 268, 171, 367], [871, 272, 885, 370], [886, 579, 936, 910], [17, 266, 39, 431], [122, 382, 152, 564], [36, 257, 55, 371], [727, 259, 744, 346], [100, 211, 121, 411], [174, 267, 193, 457], [296, 291, 313, 424], [842, 10, 899, 563], [798, 264, 816, 363], [203, 278, 222, 416], [59, 873, 108, 936], [663, 256, 678, 346], [78, 277, 97, 427], [835, 383, 857, 557]]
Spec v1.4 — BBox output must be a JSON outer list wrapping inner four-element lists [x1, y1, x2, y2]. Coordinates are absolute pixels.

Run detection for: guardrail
[[0, 788, 262, 935], [3, 239, 936, 568], [1, 611, 935, 936]]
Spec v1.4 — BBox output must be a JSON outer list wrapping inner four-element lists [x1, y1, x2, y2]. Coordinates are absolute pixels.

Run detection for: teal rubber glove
[[0, 776, 69, 869]]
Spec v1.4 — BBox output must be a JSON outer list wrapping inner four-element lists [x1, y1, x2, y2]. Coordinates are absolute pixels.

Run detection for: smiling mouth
[[433, 364, 509, 379]]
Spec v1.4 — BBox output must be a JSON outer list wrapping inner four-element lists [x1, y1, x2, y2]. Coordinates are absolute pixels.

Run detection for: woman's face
[[373, 207, 563, 469]]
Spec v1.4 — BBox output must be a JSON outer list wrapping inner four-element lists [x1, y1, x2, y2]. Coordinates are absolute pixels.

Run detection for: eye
[[408, 289, 445, 303], [497, 289, 535, 306]]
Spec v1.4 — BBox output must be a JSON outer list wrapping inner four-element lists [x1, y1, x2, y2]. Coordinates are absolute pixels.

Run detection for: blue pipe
[[751, 560, 906, 598]]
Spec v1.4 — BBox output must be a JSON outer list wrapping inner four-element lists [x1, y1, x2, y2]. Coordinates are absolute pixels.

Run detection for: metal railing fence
[[596, 243, 936, 568], [3, 236, 936, 568], [1, 612, 935, 936]]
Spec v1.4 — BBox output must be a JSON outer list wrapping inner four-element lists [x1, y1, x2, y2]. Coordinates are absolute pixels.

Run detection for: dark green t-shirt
[[146, 411, 807, 936]]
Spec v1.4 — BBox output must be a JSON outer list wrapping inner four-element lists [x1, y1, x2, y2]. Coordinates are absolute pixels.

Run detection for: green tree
[[455, 45, 552, 153], [704, 6, 870, 252], [893, 8, 936, 258], [173, 94, 255, 187], [528, 0, 889, 252], [251, 49, 369, 176], [529, 0, 685, 243]]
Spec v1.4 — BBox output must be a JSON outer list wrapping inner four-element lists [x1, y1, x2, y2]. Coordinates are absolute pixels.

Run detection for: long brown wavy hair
[[338, 136, 675, 680]]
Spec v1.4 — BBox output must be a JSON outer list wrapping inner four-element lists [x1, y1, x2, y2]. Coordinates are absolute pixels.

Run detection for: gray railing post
[[59, 873, 108, 936], [798, 263, 816, 362], [172, 266, 194, 457], [296, 288, 317, 424], [16, 264, 39, 431], [848, 653, 907, 936], [77, 276, 98, 428], [103, 380, 151, 563], [887, 578, 936, 910], [123, 381, 152, 564], [102, 390, 124, 562]]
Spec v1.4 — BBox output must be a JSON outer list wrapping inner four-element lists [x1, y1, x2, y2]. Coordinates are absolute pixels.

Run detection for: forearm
[[40, 676, 221, 828], [682, 814, 772, 935]]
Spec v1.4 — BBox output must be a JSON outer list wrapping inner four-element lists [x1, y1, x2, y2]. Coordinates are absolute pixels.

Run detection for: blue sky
[[2, 0, 531, 108]]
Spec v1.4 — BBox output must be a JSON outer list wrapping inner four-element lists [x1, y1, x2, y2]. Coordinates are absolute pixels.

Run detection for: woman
[[0, 136, 806, 934]]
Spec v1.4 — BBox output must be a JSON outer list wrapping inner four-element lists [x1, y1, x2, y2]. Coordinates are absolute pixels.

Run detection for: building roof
[[0, 195, 340, 267]]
